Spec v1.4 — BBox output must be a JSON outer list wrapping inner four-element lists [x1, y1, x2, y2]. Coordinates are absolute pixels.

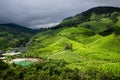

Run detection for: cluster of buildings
[[0, 47, 26, 60]]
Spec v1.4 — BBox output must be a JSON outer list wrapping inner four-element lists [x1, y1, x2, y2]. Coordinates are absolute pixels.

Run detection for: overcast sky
[[0, 0, 120, 29]]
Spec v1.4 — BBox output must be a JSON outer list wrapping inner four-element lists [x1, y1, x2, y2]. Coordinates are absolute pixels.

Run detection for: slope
[[25, 6, 120, 77], [0, 23, 36, 50]]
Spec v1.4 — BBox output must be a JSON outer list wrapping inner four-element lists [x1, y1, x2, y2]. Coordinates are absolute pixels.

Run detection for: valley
[[0, 6, 120, 80]]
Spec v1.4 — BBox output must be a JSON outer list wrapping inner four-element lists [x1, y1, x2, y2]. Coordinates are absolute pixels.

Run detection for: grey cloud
[[0, 0, 120, 29]]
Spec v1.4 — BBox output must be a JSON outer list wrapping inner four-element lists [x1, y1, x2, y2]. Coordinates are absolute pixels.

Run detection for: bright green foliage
[[24, 10, 120, 79], [48, 51, 82, 63], [1, 6, 120, 80], [89, 34, 120, 52], [101, 18, 112, 23]]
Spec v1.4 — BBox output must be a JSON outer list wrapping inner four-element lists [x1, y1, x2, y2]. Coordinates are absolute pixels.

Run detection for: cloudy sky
[[0, 0, 120, 29]]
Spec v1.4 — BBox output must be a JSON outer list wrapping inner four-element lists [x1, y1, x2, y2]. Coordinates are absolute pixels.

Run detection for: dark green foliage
[[85, 68, 120, 80], [0, 60, 9, 70], [110, 12, 119, 22], [60, 68, 85, 80], [114, 26, 120, 35], [1, 60, 120, 80], [0, 60, 66, 80], [65, 43, 73, 50], [6, 55, 14, 61], [0, 23, 37, 49], [0, 23, 34, 33], [0, 60, 9, 78], [53, 6, 120, 29], [99, 28, 114, 36], [81, 6, 120, 17]]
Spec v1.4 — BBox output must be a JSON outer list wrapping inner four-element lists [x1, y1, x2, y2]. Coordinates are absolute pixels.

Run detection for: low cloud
[[0, 0, 119, 29]]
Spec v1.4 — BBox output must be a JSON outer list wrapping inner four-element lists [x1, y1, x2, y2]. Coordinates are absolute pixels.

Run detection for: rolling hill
[[23, 6, 120, 78], [1, 6, 120, 80]]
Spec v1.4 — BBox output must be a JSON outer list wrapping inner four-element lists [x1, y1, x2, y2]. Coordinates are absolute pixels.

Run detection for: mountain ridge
[[53, 6, 120, 29]]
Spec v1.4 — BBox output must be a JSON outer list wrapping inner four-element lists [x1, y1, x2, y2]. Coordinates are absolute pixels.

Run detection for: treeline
[[50, 7, 120, 29], [0, 32, 30, 49], [0, 23, 37, 50]]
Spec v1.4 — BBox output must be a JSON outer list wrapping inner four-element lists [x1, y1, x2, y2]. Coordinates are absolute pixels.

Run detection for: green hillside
[[22, 6, 120, 79], [53, 6, 120, 29], [0, 23, 35, 50], [1, 6, 120, 80]]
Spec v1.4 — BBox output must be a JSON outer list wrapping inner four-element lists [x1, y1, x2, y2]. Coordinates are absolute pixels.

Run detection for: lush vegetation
[[1, 59, 120, 80], [53, 6, 120, 29], [0, 23, 36, 50], [1, 6, 120, 80], [24, 6, 120, 79]]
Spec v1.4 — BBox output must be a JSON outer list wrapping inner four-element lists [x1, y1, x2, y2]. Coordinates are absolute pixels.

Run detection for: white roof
[[2, 52, 21, 56], [0, 57, 5, 60]]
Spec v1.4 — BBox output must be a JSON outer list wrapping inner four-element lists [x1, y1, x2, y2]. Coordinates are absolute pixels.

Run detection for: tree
[[6, 55, 14, 61], [111, 12, 119, 23], [0, 60, 9, 78], [114, 26, 120, 35], [65, 43, 73, 51], [90, 13, 101, 21]]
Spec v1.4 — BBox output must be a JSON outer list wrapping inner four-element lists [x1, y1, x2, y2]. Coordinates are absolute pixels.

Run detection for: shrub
[[65, 43, 73, 51]]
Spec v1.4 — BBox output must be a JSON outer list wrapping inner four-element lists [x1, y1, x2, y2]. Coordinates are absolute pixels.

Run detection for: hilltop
[[53, 6, 120, 29]]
